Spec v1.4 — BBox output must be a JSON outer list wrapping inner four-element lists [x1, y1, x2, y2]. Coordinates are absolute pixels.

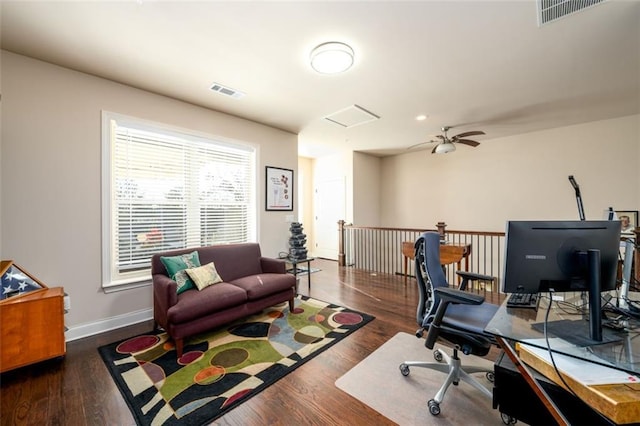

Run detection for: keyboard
[[507, 293, 538, 309]]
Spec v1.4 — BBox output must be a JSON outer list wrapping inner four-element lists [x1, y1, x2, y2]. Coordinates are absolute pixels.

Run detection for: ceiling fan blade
[[407, 142, 427, 150], [407, 140, 437, 150], [456, 139, 480, 147], [454, 130, 485, 138], [435, 135, 445, 140], [431, 145, 439, 154]]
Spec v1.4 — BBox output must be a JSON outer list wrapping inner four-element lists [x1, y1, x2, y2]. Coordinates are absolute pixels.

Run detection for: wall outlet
[[64, 293, 71, 312]]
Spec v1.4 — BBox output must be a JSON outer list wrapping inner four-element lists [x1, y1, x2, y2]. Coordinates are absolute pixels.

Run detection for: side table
[[285, 257, 315, 290]]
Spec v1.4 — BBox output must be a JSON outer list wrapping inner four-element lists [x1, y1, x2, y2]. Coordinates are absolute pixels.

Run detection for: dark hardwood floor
[[0, 259, 503, 425]]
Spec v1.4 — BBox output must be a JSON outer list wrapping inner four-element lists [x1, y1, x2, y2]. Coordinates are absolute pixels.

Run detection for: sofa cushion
[[186, 262, 223, 290], [167, 282, 248, 324], [229, 273, 296, 300], [160, 251, 201, 294], [198, 243, 263, 282]]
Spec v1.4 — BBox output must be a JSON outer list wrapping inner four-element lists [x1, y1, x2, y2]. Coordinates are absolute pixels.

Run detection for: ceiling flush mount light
[[416, 115, 427, 121], [435, 142, 456, 154], [310, 42, 354, 74]]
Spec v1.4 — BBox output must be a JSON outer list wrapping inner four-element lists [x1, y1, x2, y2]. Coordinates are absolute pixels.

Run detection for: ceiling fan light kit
[[434, 142, 456, 154], [310, 42, 354, 74]]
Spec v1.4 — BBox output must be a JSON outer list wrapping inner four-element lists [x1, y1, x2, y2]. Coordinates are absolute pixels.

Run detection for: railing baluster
[[341, 223, 506, 294]]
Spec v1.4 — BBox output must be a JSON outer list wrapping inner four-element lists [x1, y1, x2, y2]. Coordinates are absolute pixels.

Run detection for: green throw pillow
[[160, 251, 201, 294], [186, 262, 223, 291], [173, 269, 193, 293]]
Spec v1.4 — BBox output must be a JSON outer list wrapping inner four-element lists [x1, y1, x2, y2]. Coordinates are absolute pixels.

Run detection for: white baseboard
[[65, 308, 153, 342]]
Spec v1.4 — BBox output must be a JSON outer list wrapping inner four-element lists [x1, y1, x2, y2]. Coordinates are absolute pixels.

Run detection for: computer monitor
[[503, 220, 620, 294], [502, 220, 622, 343]]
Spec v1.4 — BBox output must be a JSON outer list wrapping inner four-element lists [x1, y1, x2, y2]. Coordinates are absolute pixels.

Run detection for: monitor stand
[[532, 249, 623, 347], [531, 319, 622, 347], [586, 249, 603, 342]]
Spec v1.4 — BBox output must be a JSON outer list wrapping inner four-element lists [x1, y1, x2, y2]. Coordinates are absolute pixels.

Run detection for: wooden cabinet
[[0, 261, 66, 373]]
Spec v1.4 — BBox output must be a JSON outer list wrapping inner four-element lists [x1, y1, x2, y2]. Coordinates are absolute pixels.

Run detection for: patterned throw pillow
[[173, 269, 193, 294], [186, 262, 223, 290], [160, 251, 201, 294]]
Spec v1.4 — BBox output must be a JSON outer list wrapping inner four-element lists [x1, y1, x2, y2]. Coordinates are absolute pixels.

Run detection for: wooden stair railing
[[338, 220, 504, 295]]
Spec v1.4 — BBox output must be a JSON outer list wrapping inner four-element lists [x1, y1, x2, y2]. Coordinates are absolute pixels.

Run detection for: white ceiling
[[2, 1, 639, 157]]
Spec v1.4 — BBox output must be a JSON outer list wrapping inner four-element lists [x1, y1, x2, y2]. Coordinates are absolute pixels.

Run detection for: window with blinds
[[101, 112, 256, 289]]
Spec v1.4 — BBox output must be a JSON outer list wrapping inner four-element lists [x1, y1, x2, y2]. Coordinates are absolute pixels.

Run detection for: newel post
[[436, 221, 447, 239], [338, 220, 346, 267]]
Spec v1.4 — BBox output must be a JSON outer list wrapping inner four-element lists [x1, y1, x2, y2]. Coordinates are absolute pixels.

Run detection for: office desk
[[401, 241, 471, 284], [486, 295, 640, 424]]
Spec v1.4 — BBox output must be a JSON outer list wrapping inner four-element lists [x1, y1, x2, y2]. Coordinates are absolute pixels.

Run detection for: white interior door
[[314, 177, 345, 260]]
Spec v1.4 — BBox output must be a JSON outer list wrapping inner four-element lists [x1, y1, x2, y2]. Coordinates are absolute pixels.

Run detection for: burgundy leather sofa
[[151, 243, 296, 358]]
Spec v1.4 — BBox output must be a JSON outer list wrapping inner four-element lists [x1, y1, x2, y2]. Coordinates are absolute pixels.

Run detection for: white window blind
[[102, 112, 256, 289]]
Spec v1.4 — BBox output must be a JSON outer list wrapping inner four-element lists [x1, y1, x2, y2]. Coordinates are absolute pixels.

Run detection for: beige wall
[[1, 51, 298, 337], [380, 115, 640, 232], [353, 152, 381, 226], [298, 157, 315, 251]]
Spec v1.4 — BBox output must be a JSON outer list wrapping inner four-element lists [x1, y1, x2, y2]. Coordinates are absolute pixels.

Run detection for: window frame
[[101, 111, 258, 292]]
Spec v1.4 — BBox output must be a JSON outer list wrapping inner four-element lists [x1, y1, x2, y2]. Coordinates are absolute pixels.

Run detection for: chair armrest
[[456, 271, 495, 291], [260, 257, 287, 274], [425, 287, 486, 349], [436, 287, 486, 305], [153, 274, 178, 326]]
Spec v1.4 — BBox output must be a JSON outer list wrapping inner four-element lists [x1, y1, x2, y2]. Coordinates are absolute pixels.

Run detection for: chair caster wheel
[[399, 364, 410, 376], [428, 399, 441, 416], [486, 371, 495, 383], [433, 349, 443, 362], [501, 412, 517, 424]]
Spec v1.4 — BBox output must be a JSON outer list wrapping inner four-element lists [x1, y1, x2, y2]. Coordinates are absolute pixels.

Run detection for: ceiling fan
[[408, 126, 485, 154]]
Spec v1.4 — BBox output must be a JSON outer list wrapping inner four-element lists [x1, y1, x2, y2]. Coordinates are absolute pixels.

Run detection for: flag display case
[[1, 260, 47, 301], [0, 260, 65, 373]]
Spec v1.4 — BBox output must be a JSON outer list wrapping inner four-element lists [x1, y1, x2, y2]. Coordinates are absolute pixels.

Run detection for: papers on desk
[[518, 340, 640, 424], [518, 340, 639, 385]]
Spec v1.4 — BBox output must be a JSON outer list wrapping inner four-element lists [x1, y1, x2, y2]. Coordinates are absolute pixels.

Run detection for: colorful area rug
[[98, 296, 373, 426]]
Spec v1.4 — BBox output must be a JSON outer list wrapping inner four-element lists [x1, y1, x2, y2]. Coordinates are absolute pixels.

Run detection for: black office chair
[[399, 231, 499, 416]]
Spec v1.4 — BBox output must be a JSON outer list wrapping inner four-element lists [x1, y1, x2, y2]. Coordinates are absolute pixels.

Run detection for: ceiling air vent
[[324, 104, 380, 128], [538, 0, 607, 25], [210, 82, 245, 99]]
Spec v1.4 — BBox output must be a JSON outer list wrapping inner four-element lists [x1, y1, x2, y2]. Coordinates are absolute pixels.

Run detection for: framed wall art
[[615, 210, 638, 234], [266, 166, 293, 211]]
